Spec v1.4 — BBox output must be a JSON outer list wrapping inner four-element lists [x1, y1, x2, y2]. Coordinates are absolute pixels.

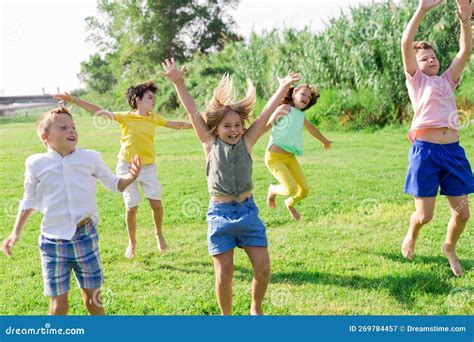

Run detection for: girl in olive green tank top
[[162, 57, 302, 315], [265, 84, 334, 221]]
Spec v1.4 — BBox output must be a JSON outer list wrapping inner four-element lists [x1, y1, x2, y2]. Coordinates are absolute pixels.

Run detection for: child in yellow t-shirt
[[55, 82, 191, 259]]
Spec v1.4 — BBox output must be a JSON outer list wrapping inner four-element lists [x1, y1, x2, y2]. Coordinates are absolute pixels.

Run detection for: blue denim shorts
[[38, 220, 104, 297], [404, 140, 474, 197], [206, 196, 268, 256]]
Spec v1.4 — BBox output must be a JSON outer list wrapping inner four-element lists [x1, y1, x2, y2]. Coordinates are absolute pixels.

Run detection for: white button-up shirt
[[19, 148, 120, 240]]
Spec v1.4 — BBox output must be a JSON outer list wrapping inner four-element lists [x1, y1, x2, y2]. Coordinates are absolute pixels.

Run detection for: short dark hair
[[125, 81, 158, 109], [413, 41, 435, 54]]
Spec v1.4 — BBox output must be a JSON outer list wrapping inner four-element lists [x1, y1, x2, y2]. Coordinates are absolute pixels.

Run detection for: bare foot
[[125, 243, 136, 259], [156, 235, 168, 252], [401, 235, 416, 261], [441, 243, 463, 277], [267, 186, 276, 209], [250, 307, 263, 315], [284, 201, 300, 221]]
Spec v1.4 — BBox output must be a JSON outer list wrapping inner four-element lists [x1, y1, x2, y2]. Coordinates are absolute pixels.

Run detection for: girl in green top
[[265, 84, 333, 220]]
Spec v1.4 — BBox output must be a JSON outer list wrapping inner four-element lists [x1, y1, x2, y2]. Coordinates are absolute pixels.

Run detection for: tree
[[82, 0, 241, 81]]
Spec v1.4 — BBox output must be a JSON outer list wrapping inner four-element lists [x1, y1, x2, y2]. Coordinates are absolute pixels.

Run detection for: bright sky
[[0, 0, 382, 96]]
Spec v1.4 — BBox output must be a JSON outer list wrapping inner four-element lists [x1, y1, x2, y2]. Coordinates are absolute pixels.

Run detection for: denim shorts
[[38, 220, 104, 297], [404, 140, 474, 197], [206, 196, 268, 256]]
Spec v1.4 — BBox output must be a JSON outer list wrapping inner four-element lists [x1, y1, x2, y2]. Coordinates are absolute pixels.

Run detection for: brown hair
[[36, 107, 73, 146], [413, 41, 435, 54], [282, 84, 320, 111], [125, 81, 158, 109], [203, 74, 256, 137]]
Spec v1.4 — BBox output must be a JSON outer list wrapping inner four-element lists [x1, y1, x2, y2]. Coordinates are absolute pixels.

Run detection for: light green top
[[267, 106, 305, 155]]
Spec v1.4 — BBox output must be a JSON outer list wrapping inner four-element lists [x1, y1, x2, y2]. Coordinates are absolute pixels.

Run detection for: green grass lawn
[[0, 115, 472, 315]]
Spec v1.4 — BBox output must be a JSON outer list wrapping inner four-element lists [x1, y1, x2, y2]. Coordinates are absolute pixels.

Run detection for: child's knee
[[215, 265, 234, 284], [50, 297, 69, 314], [453, 210, 470, 223], [414, 211, 433, 225], [149, 199, 162, 211]]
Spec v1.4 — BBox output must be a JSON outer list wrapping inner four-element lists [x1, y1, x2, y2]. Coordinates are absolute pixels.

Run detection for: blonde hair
[[203, 74, 256, 136], [36, 107, 73, 145]]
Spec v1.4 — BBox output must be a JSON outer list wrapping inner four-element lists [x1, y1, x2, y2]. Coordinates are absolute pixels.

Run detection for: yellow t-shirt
[[114, 111, 168, 164]]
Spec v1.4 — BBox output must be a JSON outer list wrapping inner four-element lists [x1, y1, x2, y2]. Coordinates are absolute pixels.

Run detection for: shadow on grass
[[269, 269, 452, 307], [376, 251, 473, 273]]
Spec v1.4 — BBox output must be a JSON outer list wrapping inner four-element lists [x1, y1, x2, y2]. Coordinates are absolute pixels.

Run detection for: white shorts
[[116, 160, 163, 208]]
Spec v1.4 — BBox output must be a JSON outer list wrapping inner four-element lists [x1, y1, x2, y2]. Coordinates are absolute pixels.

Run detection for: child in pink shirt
[[401, 0, 473, 277]]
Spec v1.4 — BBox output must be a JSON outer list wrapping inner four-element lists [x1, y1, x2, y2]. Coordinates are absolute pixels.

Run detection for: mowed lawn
[[0, 114, 472, 315]]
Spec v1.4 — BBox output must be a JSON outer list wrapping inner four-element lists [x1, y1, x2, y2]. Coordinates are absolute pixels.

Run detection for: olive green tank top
[[206, 138, 253, 197]]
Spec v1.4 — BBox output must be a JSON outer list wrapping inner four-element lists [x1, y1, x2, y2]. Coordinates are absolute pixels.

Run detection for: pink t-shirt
[[405, 66, 460, 143]]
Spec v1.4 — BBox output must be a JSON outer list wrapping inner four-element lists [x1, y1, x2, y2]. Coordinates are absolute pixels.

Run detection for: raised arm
[[449, 0, 473, 81], [161, 58, 210, 144], [244, 73, 301, 149], [304, 119, 333, 150], [401, 0, 444, 76], [52, 93, 114, 120], [264, 104, 291, 132], [164, 120, 193, 130]]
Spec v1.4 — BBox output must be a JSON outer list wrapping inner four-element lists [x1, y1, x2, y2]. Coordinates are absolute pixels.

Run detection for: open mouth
[[67, 137, 76, 142]]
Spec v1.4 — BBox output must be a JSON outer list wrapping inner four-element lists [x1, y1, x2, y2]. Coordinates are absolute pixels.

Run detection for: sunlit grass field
[[0, 114, 472, 315]]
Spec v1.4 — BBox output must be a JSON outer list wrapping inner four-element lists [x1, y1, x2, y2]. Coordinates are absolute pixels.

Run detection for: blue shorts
[[404, 140, 474, 197], [38, 220, 104, 297], [206, 196, 268, 256]]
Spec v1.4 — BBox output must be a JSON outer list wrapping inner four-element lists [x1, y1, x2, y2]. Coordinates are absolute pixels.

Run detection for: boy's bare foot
[[284, 201, 300, 221], [250, 307, 263, 315], [441, 243, 463, 277], [401, 235, 416, 261], [267, 186, 276, 208], [125, 243, 136, 259], [156, 235, 168, 251]]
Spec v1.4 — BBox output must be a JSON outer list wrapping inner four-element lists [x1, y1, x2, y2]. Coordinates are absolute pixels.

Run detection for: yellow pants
[[264, 150, 309, 207]]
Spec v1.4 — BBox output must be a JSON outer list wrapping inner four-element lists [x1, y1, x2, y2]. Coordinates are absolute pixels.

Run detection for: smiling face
[[292, 85, 313, 110], [416, 48, 440, 76], [216, 111, 244, 145], [135, 90, 156, 113], [42, 114, 78, 156]]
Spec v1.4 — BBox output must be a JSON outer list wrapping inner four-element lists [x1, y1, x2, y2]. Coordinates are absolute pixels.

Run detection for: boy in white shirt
[[1, 107, 141, 315]]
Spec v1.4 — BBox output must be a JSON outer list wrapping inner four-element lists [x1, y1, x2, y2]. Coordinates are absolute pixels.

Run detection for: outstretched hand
[[278, 72, 302, 88], [419, 0, 445, 11], [455, 0, 473, 21], [52, 92, 74, 104], [161, 58, 187, 83]]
